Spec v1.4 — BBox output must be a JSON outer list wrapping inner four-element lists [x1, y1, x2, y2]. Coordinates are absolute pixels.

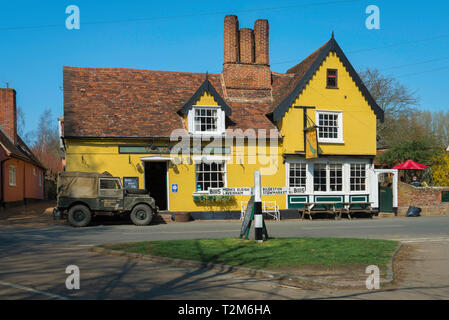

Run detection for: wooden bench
[[341, 202, 374, 219], [299, 202, 344, 220]]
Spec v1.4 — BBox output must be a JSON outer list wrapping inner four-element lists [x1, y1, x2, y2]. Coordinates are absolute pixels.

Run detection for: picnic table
[[299, 202, 343, 220], [342, 202, 374, 219], [299, 201, 375, 220]]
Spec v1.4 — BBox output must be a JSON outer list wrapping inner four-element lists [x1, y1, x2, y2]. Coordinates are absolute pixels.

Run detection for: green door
[[379, 185, 393, 212]]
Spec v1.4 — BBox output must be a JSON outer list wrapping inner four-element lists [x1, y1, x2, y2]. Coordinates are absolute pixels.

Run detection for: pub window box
[[193, 194, 234, 202]]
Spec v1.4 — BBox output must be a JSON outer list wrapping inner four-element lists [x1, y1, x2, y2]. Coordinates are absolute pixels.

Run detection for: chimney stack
[[254, 19, 269, 65], [222, 15, 272, 103], [224, 15, 239, 64], [239, 28, 255, 64], [0, 88, 17, 143]]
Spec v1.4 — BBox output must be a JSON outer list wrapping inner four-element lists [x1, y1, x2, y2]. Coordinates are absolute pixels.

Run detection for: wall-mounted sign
[[123, 177, 139, 189], [289, 187, 306, 194], [119, 145, 231, 155], [172, 184, 179, 193], [442, 191, 449, 203], [207, 186, 305, 196], [208, 187, 252, 196], [262, 187, 288, 195]]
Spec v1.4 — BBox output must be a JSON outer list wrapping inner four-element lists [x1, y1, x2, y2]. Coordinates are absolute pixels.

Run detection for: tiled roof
[[63, 67, 278, 138], [63, 37, 383, 139], [0, 128, 44, 168]]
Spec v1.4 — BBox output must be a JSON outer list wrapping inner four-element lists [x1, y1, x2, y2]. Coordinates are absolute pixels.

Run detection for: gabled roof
[[272, 36, 384, 122], [63, 36, 382, 139], [179, 74, 232, 116], [0, 127, 45, 169]]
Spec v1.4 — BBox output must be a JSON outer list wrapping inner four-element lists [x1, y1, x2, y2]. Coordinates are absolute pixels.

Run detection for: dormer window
[[326, 69, 338, 88], [188, 106, 225, 135]]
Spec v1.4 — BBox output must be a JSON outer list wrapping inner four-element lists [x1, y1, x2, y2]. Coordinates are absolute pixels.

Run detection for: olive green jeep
[[54, 171, 158, 227]]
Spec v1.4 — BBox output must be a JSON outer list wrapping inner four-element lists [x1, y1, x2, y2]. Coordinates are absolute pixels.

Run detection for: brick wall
[[222, 15, 272, 100], [398, 182, 449, 216], [0, 88, 17, 143]]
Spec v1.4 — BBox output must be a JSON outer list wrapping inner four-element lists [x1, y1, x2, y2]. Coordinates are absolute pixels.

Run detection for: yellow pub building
[[61, 15, 396, 219]]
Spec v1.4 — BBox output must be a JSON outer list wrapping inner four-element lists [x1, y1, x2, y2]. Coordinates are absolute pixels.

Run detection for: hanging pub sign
[[305, 126, 319, 159]]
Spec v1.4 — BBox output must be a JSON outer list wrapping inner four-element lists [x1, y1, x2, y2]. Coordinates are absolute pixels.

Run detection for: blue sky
[[0, 0, 448, 135]]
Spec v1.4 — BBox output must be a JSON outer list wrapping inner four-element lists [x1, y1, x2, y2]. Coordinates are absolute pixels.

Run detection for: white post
[[254, 171, 263, 243]]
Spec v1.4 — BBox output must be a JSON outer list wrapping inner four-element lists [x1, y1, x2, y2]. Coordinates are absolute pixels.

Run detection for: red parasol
[[392, 160, 427, 170]]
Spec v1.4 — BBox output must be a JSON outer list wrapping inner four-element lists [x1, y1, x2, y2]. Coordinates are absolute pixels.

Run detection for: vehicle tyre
[[130, 204, 153, 226], [68, 205, 92, 227]]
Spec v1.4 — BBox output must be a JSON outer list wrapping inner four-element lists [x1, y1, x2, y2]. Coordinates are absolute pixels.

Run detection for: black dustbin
[[406, 206, 421, 217]]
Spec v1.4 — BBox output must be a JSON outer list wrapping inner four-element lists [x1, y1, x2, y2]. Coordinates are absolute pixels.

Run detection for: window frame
[[99, 178, 122, 190], [188, 106, 225, 136], [316, 110, 343, 144], [326, 68, 338, 89], [350, 163, 367, 192], [9, 165, 16, 187], [194, 160, 227, 193], [288, 162, 307, 189]]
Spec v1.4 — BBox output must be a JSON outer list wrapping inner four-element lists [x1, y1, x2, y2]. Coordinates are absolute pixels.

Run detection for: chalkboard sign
[[123, 177, 139, 189], [240, 196, 255, 238]]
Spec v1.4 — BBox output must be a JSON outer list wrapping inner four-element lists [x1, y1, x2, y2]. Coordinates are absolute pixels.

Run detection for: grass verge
[[104, 237, 399, 274]]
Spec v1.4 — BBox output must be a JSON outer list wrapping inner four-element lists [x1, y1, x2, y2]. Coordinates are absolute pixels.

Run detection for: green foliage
[[376, 138, 442, 168], [431, 152, 449, 186]]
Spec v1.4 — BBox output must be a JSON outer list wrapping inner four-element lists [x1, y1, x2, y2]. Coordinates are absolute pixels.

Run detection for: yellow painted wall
[[64, 57, 379, 212], [279, 52, 377, 156], [65, 139, 287, 212]]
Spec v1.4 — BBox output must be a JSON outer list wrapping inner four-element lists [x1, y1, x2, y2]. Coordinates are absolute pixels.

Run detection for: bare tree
[[28, 108, 62, 174], [359, 68, 421, 147]]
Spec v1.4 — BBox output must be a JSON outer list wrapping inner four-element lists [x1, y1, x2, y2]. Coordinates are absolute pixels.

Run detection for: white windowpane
[[314, 164, 327, 191], [195, 162, 225, 192], [318, 112, 341, 141], [194, 108, 218, 133], [350, 164, 366, 191], [289, 163, 306, 187]]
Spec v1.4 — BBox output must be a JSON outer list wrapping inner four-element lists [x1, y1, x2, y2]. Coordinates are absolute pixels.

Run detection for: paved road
[[1, 216, 449, 299]]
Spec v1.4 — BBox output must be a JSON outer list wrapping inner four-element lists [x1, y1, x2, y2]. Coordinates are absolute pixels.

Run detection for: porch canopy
[[392, 160, 427, 170]]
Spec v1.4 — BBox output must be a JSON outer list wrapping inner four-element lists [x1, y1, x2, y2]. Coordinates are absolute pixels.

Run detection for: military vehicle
[[54, 171, 158, 227]]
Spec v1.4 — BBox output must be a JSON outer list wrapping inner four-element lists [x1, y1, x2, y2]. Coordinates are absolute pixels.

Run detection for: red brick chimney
[[222, 15, 271, 103], [224, 15, 239, 64], [239, 28, 255, 64], [254, 19, 269, 65], [0, 88, 17, 143]]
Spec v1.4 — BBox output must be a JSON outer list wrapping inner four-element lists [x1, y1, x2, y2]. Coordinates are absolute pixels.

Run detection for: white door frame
[[140, 157, 171, 211], [372, 169, 398, 209]]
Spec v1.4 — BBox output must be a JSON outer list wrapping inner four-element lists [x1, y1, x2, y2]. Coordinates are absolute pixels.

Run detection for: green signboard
[[442, 191, 449, 203], [119, 145, 231, 155]]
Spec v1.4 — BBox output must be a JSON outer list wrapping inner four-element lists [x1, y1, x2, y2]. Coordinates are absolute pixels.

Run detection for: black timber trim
[[179, 74, 232, 116], [272, 37, 384, 123], [294, 106, 316, 154]]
